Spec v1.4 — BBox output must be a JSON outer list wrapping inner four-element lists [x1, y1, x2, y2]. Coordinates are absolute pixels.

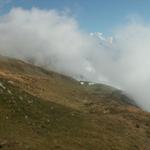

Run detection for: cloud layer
[[0, 8, 150, 111]]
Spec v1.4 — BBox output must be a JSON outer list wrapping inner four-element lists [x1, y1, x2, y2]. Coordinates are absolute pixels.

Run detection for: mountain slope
[[0, 56, 150, 150]]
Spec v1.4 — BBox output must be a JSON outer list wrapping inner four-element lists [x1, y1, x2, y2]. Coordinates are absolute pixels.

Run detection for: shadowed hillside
[[0, 56, 150, 150]]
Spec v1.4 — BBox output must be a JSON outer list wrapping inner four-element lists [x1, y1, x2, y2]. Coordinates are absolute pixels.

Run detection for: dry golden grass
[[0, 56, 150, 150]]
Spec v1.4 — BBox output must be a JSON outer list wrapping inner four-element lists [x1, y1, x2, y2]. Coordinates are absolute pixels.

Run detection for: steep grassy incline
[[0, 56, 139, 112], [0, 78, 85, 150], [0, 56, 150, 150]]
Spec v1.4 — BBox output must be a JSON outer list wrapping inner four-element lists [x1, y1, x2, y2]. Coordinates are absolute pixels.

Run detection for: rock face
[[0, 56, 150, 150]]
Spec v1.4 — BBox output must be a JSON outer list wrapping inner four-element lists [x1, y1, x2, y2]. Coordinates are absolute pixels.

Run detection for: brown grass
[[0, 56, 150, 150]]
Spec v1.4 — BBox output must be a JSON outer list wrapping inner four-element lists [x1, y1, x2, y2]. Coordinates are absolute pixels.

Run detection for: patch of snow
[[80, 81, 84, 85], [0, 82, 6, 89], [19, 96, 23, 100], [88, 82, 95, 86], [7, 90, 12, 94], [25, 115, 28, 119], [8, 80, 14, 85], [27, 100, 33, 104]]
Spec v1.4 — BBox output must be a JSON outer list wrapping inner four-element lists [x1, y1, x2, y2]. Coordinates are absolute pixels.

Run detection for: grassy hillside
[[0, 56, 150, 150]]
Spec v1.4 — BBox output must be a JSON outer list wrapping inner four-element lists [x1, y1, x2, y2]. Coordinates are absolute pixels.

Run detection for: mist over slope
[[0, 57, 150, 150], [0, 7, 150, 110]]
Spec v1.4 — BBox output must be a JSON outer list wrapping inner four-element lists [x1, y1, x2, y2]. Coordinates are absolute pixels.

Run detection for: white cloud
[[0, 8, 150, 111], [0, 7, 95, 79]]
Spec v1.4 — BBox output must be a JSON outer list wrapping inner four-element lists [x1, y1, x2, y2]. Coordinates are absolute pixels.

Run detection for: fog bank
[[0, 8, 150, 110]]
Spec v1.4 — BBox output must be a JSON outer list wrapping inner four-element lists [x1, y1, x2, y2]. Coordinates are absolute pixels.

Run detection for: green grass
[[0, 78, 150, 150], [0, 56, 150, 150], [0, 78, 86, 150]]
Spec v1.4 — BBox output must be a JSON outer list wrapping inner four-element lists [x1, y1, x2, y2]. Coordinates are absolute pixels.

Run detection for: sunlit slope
[[0, 56, 137, 112], [0, 56, 150, 150]]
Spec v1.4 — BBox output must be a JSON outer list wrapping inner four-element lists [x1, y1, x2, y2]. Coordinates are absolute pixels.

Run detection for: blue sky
[[1, 0, 150, 35]]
